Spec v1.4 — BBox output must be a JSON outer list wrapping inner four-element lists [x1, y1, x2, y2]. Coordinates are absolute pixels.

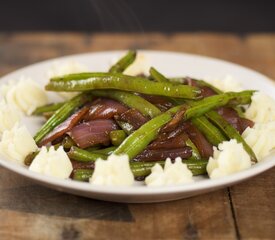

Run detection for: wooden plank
[[229, 168, 275, 239], [0, 32, 274, 239], [0, 177, 236, 240]]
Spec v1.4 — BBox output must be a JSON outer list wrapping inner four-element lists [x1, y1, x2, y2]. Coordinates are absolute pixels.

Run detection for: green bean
[[91, 89, 161, 118], [93, 146, 117, 155], [206, 110, 257, 162], [113, 106, 181, 159], [73, 169, 94, 181], [32, 102, 65, 115], [24, 144, 61, 166], [72, 159, 208, 181], [34, 93, 91, 144], [62, 136, 76, 150], [131, 159, 207, 177], [149, 68, 183, 105], [195, 79, 223, 94], [109, 50, 137, 73], [85, 146, 101, 152], [193, 79, 246, 117], [114, 91, 253, 160], [115, 120, 135, 135], [46, 73, 202, 99], [185, 139, 201, 159], [42, 112, 55, 119], [149, 70, 226, 144], [185, 91, 254, 119], [68, 146, 107, 162], [24, 151, 39, 166], [149, 67, 169, 82], [110, 130, 127, 146], [191, 116, 227, 146]]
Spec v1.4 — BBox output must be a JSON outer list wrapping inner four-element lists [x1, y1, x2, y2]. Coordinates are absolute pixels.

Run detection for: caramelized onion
[[138, 94, 173, 111], [39, 106, 89, 146], [184, 122, 213, 158], [217, 107, 254, 133], [115, 109, 149, 130], [200, 86, 216, 97], [84, 98, 128, 120], [134, 147, 192, 161], [71, 160, 95, 170], [69, 119, 118, 148], [148, 133, 188, 150], [160, 106, 187, 133]]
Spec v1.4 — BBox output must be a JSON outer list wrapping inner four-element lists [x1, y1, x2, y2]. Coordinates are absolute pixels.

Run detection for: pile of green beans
[[30, 50, 257, 183]]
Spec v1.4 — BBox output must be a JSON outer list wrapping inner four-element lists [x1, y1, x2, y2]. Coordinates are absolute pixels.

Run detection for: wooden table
[[0, 33, 274, 240]]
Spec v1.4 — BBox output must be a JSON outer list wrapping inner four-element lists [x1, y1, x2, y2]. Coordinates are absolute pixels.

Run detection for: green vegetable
[[73, 169, 94, 182], [91, 89, 161, 118], [32, 102, 65, 115], [34, 93, 90, 144], [114, 91, 252, 160], [109, 50, 137, 73], [85, 146, 101, 152], [149, 67, 169, 82], [110, 130, 127, 146], [92, 146, 117, 155], [113, 106, 180, 159], [72, 159, 208, 181], [24, 151, 39, 166], [115, 120, 135, 135], [149, 67, 183, 105], [46, 73, 202, 99], [191, 116, 227, 146], [184, 91, 254, 119], [194, 79, 223, 94], [62, 136, 76, 150], [185, 139, 201, 159], [68, 146, 107, 162], [192, 79, 245, 117], [206, 110, 257, 162]]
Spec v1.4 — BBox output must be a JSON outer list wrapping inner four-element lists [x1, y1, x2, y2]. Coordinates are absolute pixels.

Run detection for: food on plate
[[0, 124, 37, 164], [205, 75, 243, 92], [145, 157, 193, 186], [0, 50, 274, 187], [0, 100, 21, 134], [29, 146, 73, 179], [89, 154, 134, 186], [207, 139, 251, 179], [0, 77, 48, 115], [244, 92, 275, 123], [242, 122, 275, 160], [47, 60, 88, 99]]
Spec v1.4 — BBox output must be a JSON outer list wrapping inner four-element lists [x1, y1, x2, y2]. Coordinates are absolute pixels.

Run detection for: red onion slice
[[39, 106, 89, 146], [184, 122, 213, 158], [115, 109, 149, 130], [84, 98, 128, 120], [138, 94, 173, 111], [160, 106, 187, 133], [69, 119, 118, 148], [134, 147, 192, 161], [217, 107, 254, 134], [148, 133, 188, 150]]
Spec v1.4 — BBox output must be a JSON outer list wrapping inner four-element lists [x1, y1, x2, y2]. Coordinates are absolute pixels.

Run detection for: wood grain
[[0, 32, 274, 240]]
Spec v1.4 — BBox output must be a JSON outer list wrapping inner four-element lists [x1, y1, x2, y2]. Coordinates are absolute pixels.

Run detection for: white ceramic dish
[[0, 50, 274, 203]]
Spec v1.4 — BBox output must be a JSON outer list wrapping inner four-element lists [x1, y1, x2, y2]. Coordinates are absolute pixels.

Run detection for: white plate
[[0, 50, 274, 203]]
